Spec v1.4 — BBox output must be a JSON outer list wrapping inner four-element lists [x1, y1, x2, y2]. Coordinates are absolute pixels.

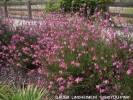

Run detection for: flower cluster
[[0, 11, 133, 97]]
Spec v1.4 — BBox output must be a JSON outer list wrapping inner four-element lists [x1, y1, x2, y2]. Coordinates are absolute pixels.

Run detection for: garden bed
[[0, 10, 133, 99]]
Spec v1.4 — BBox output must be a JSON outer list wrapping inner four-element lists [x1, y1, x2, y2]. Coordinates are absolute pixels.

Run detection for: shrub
[[0, 19, 14, 67], [35, 12, 133, 97], [61, 0, 111, 15], [0, 10, 133, 98], [44, 0, 62, 12], [0, 20, 46, 74]]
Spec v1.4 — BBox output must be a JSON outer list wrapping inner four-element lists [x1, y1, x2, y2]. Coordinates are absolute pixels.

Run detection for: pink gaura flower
[[100, 89, 105, 93], [82, 70, 85, 74], [75, 77, 83, 84], [90, 47, 95, 51], [71, 61, 80, 67], [48, 85, 52, 89], [96, 84, 100, 90], [27, 69, 35, 75], [50, 81, 53, 85], [69, 75, 73, 80], [75, 62, 80, 67], [59, 86, 65, 91], [84, 36, 88, 41], [78, 53, 81, 58], [103, 67, 107, 71], [57, 77, 64, 82], [114, 85, 119, 91], [113, 61, 122, 69], [59, 61, 67, 69], [20, 36, 25, 41], [93, 55, 97, 61], [22, 47, 30, 52], [67, 81, 73, 88], [59, 70, 63, 74], [16, 63, 22, 67], [112, 53, 117, 58], [82, 42, 87, 47], [71, 61, 75, 65], [94, 63, 99, 69], [126, 69, 132, 75], [38, 67, 44, 74], [103, 80, 109, 84]]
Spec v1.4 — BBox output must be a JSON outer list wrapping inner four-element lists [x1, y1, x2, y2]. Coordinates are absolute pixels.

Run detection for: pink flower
[[22, 47, 30, 52], [57, 77, 64, 82], [71, 61, 75, 65], [100, 89, 105, 93], [75, 77, 83, 84], [27, 69, 35, 75], [113, 61, 122, 69], [50, 81, 53, 85], [75, 62, 80, 67], [90, 47, 95, 51], [20, 36, 25, 41], [82, 42, 87, 47], [59, 70, 63, 74], [48, 85, 52, 89], [67, 81, 73, 88], [114, 85, 118, 91], [103, 80, 109, 84], [94, 63, 99, 69], [84, 36, 88, 41], [52, 91, 55, 94], [93, 55, 97, 60], [82, 70, 85, 74], [124, 28, 129, 33], [59, 62, 67, 69], [126, 69, 132, 75], [96, 85, 100, 90], [59, 86, 65, 91], [103, 67, 107, 71], [69, 75, 73, 80], [16, 63, 22, 67], [38, 67, 44, 74], [71, 61, 80, 67], [83, 3, 87, 7], [78, 53, 81, 58]]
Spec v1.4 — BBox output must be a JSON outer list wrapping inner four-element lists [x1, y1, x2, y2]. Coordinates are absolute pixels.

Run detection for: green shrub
[[44, 0, 62, 12], [61, 0, 111, 15], [44, 0, 111, 14]]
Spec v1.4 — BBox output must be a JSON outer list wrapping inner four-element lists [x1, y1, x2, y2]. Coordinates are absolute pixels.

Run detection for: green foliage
[[44, 0, 61, 12], [0, 83, 47, 100], [11, 85, 45, 100], [0, 82, 12, 100], [61, 0, 111, 15]]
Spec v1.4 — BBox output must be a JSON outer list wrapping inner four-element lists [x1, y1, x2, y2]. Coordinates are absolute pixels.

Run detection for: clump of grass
[[11, 85, 46, 100], [0, 82, 51, 100], [0, 82, 12, 100]]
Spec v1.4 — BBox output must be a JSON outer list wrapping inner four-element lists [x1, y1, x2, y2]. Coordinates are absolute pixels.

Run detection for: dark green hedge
[[61, 0, 111, 15]]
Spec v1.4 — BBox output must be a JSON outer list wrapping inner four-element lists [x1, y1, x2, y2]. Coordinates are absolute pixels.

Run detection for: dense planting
[[46, 0, 111, 15], [0, 10, 133, 99]]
